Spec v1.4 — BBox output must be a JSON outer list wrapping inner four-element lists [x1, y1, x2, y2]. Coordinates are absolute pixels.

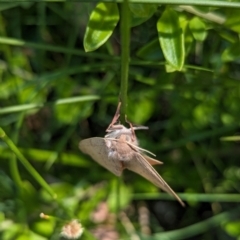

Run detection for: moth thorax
[[119, 134, 138, 146], [108, 150, 134, 161], [105, 139, 135, 161]]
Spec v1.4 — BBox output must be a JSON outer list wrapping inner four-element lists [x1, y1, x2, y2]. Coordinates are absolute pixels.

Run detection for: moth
[[79, 103, 185, 206]]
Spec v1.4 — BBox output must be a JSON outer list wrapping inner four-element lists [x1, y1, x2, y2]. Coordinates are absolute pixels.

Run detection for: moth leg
[[106, 102, 121, 132]]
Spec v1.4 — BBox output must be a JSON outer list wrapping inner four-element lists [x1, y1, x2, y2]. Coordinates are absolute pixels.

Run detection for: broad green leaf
[[128, 99, 154, 124], [157, 7, 185, 71], [129, 3, 157, 18], [218, 31, 238, 44], [136, 38, 163, 60], [130, 14, 149, 27], [189, 17, 207, 41], [84, 3, 119, 52], [32, 221, 54, 238], [130, 15, 152, 27], [223, 221, 240, 237], [224, 9, 240, 33], [184, 25, 193, 55], [129, 4, 157, 27], [16, 231, 47, 240], [179, 14, 193, 55], [165, 63, 177, 73], [221, 42, 240, 62]]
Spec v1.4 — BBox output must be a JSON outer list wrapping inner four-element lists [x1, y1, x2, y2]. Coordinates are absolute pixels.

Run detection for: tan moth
[[79, 103, 185, 206]]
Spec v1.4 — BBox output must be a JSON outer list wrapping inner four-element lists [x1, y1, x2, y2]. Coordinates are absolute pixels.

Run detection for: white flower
[[60, 220, 84, 239]]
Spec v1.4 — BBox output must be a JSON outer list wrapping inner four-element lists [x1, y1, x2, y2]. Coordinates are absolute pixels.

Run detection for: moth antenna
[[132, 126, 149, 130], [106, 102, 121, 132], [126, 141, 156, 157]]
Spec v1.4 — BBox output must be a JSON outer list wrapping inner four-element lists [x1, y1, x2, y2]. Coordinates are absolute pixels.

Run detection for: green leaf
[[224, 9, 240, 33], [165, 63, 177, 73], [84, 3, 119, 52], [220, 136, 240, 141], [189, 17, 207, 41], [223, 221, 240, 237], [157, 7, 185, 71], [179, 15, 193, 55], [129, 4, 157, 27], [128, 99, 154, 124], [136, 38, 163, 60], [129, 3, 157, 18], [32, 220, 54, 238], [221, 42, 240, 62]]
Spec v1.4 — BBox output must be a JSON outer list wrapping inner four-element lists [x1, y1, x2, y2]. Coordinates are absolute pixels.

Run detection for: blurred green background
[[0, 1, 240, 240]]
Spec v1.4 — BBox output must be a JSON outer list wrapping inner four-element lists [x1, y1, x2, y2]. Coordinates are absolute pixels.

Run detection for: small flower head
[[60, 220, 84, 239], [39, 213, 50, 220]]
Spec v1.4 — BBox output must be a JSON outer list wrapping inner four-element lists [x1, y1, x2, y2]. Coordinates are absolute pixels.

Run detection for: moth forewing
[[79, 137, 123, 176], [79, 102, 184, 206], [125, 152, 185, 207]]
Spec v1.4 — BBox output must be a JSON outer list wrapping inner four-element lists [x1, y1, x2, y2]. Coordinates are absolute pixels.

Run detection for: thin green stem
[[41, 0, 240, 8], [9, 113, 25, 188], [0, 36, 118, 60], [0, 146, 91, 167], [133, 192, 240, 202], [178, 6, 225, 24], [120, 0, 130, 122], [221, 136, 240, 141], [9, 156, 22, 188], [0, 95, 100, 115], [0, 128, 56, 198]]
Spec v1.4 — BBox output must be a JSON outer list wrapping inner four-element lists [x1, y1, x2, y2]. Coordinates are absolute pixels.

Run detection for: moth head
[[105, 124, 131, 138]]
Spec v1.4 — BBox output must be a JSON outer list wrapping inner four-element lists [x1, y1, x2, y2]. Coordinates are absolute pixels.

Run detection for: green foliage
[[189, 17, 207, 41], [0, 1, 240, 240], [129, 3, 157, 27], [84, 2, 119, 52], [157, 7, 185, 71]]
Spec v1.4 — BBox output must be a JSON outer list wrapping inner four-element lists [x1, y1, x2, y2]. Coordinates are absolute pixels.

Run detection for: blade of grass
[[0, 128, 56, 198], [220, 136, 240, 141], [0, 95, 100, 114], [9, 113, 25, 188], [133, 192, 240, 202], [0, 146, 91, 167], [0, 36, 119, 60], [130, 60, 213, 72], [49, 0, 240, 8]]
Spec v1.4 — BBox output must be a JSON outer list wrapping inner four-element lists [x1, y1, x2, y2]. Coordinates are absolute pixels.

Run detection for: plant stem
[[0, 36, 117, 60], [9, 113, 25, 188], [133, 192, 240, 202], [0, 127, 56, 198], [55, 0, 240, 8], [0, 95, 100, 115], [120, 0, 130, 122]]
